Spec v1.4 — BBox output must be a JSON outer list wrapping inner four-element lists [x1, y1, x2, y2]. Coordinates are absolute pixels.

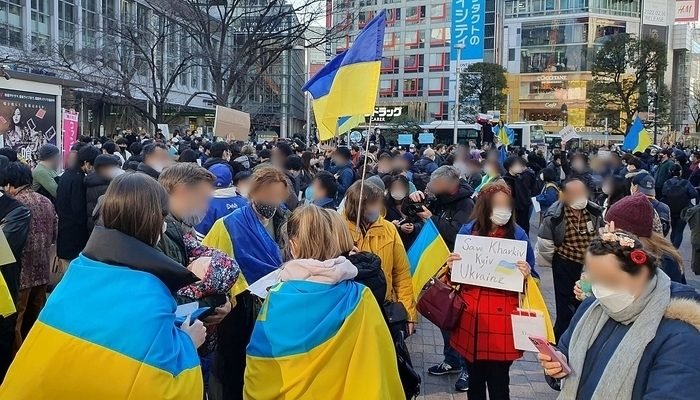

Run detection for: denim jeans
[[441, 329, 467, 370], [670, 216, 686, 249]]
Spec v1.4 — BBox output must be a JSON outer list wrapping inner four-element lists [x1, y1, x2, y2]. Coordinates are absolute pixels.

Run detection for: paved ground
[[407, 216, 700, 400]]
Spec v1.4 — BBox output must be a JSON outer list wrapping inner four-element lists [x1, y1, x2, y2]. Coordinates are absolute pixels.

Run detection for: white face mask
[[570, 197, 588, 210], [592, 283, 635, 313], [108, 168, 125, 179], [391, 191, 406, 201], [490, 207, 512, 226]]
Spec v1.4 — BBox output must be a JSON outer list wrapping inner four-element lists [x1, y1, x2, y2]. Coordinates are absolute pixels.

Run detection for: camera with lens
[[400, 192, 436, 223]]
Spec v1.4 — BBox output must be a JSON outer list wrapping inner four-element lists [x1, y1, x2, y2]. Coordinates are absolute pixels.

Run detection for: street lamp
[[453, 43, 465, 145]]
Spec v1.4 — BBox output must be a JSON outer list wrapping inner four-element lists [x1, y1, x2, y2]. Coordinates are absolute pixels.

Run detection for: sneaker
[[455, 371, 469, 392], [428, 362, 460, 376]]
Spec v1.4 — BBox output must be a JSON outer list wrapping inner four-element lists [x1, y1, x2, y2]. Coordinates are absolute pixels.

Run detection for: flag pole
[[354, 115, 374, 234]]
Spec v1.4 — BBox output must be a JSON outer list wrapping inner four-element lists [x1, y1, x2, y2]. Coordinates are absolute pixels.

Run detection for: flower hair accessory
[[598, 222, 635, 247], [630, 249, 648, 265]]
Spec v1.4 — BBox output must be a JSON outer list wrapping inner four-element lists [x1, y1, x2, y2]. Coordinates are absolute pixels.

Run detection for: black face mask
[[254, 201, 277, 219]]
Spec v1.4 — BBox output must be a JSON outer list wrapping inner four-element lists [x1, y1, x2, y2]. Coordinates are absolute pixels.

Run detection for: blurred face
[[585, 252, 650, 299], [251, 181, 289, 210], [170, 181, 213, 222], [311, 179, 327, 200], [563, 180, 589, 206], [363, 199, 383, 224], [491, 191, 511, 209], [377, 159, 391, 173], [390, 181, 407, 200], [146, 147, 171, 171], [429, 177, 458, 196], [271, 148, 286, 166]]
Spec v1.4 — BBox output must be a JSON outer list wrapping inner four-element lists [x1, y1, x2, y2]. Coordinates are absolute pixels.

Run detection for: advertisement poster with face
[[0, 89, 58, 167]]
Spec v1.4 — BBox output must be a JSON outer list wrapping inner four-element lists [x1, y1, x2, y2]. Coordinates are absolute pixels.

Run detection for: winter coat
[[450, 221, 535, 363], [0, 194, 30, 303], [415, 157, 438, 175], [123, 155, 142, 171], [345, 217, 416, 321], [656, 159, 675, 192], [202, 157, 232, 173], [503, 173, 533, 219], [56, 168, 89, 260], [536, 201, 604, 268], [348, 251, 386, 310], [136, 162, 160, 180], [194, 187, 248, 239], [662, 177, 698, 216], [324, 159, 355, 201], [553, 282, 700, 399], [312, 197, 336, 209], [84, 172, 111, 233], [536, 183, 560, 215], [429, 185, 475, 251], [14, 189, 56, 290], [683, 205, 700, 274], [384, 197, 422, 249]]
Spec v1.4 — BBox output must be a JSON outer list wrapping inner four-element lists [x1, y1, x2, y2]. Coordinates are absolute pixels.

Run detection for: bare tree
[[689, 84, 700, 133], [149, 0, 349, 110], [2, 8, 194, 126]]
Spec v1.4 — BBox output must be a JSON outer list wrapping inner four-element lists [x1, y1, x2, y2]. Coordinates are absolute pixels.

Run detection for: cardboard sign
[[157, 124, 170, 139], [451, 235, 527, 292], [213, 105, 250, 140]]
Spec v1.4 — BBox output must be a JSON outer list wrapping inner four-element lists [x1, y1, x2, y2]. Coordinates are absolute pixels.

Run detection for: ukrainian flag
[[303, 10, 386, 141], [337, 115, 365, 136], [0, 255, 202, 399], [622, 115, 653, 153], [407, 219, 450, 300], [493, 121, 514, 146], [244, 280, 404, 399]]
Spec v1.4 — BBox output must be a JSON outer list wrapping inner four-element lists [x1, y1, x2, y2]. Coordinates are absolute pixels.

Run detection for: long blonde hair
[[287, 205, 353, 260], [639, 233, 684, 271]]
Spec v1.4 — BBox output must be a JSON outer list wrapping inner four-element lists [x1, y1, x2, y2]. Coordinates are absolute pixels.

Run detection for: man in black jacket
[[409, 165, 474, 391], [137, 143, 170, 179], [202, 141, 232, 172], [56, 145, 100, 271], [503, 156, 534, 236], [0, 164, 30, 379], [85, 154, 122, 232]]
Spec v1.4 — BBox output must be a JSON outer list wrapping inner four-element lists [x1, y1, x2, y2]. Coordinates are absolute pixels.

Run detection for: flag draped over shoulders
[[244, 280, 404, 399], [0, 255, 202, 399], [203, 205, 282, 296]]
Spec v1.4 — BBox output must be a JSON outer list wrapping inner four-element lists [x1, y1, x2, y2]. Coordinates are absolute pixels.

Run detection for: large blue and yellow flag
[[245, 279, 404, 399], [407, 219, 450, 300], [303, 10, 386, 141], [337, 115, 365, 136], [0, 254, 202, 399], [622, 115, 652, 153], [493, 121, 514, 146]]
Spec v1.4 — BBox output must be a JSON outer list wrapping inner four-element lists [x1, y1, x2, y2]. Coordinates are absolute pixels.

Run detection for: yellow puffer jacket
[[345, 217, 417, 321]]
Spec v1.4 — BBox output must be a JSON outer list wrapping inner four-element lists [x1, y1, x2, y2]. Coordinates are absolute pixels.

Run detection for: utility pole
[[453, 43, 465, 145]]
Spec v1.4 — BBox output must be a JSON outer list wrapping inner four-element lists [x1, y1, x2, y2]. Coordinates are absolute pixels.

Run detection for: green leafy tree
[[459, 62, 508, 114], [588, 33, 668, 134]]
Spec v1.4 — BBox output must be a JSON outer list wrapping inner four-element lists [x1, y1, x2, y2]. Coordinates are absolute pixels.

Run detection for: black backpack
[[664, 183, 690, 216]]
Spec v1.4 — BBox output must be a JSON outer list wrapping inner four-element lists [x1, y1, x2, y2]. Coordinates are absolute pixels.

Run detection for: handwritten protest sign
[[451, 234, 527, 292]]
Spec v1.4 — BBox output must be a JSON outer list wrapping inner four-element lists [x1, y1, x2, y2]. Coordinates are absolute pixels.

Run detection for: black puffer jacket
[[430, 184, 475, 250], [349, 251, 386, 309], [84, 172, 111, 233]]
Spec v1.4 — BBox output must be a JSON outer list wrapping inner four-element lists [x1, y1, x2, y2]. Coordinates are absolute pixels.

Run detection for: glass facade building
[[502, 0, 641, 133]]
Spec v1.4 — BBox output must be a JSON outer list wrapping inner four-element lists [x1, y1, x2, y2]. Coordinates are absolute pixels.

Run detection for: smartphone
[[528, 336, 572, 375], [175, 307, 212, 327]]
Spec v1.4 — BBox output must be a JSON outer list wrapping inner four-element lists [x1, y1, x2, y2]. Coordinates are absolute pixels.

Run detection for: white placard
[[559, 125, 580, 143], [531, 196, 541, 213], [157, 123, 170, 139], [451, 235, 527, 292], [512, 309, 547, 352], [247, 269, 281, 299]]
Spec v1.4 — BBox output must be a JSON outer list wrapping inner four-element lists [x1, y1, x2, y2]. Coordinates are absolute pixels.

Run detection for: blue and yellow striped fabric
[[302, 10, 386, 141], [0, 254, 202, 400], [244, 280, 404, 399], [622, 115, 652, 153], [407, 219, 450, 300]]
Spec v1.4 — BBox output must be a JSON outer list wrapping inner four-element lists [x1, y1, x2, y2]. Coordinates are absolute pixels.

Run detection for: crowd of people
[[0, 127, 699, 399]]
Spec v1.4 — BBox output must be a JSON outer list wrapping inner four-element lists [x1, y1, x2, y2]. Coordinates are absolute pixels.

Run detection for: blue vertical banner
[[449, 0, 486, 107]]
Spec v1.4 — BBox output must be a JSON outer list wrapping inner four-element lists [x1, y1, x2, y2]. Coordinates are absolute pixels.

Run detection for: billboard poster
[[0, 89, 58, 167], [62, 109, 79, 162], [449, 0, 485, 112]]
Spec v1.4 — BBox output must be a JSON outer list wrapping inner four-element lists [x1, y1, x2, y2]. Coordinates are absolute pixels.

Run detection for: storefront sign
[[0, 89, 58, 167], [676, 0, 699, 22], [537, 75, 567, 82], [61, 109, 79, 165], [372, 106, 405, 123], [544, 103, 558, 108], [451, 0, 485, 62]]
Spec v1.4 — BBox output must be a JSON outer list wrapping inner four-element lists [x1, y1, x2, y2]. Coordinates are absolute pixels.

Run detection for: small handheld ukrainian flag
[[407, 219, 450, 300], [622, 115, 652, 153], [303, 10, 386, 141]]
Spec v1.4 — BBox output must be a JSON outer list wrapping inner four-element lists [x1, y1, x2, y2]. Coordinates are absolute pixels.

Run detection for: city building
[[330, 0, 498, 124], [0, 0, 306, 138]]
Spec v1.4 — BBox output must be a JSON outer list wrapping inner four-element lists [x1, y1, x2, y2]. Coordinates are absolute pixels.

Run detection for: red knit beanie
[[604, 193, 654, 238]]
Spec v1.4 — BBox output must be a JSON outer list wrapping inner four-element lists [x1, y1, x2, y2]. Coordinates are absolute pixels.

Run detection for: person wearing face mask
[[85, 155, 123, 233], [385, 174, 422, 248], [540, 229, 700, 399], [203, 141, 233, 172], [56, 145, 100, 273], [202, 166, 290, 400], [536, 178, 604, 340], [567, 153, 596, 195], [623, 156, 647, 185], [137, 143, 171, 179], [445, 182, 537, 398], [0, 172, 208, 399], [343, 181, 416, 337], [309, 171, 338, 209], [503, 156, 534, 236]]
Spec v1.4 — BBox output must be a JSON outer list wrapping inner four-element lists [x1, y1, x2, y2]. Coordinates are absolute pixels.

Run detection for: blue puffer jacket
[[554, 281, 700, 399]]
